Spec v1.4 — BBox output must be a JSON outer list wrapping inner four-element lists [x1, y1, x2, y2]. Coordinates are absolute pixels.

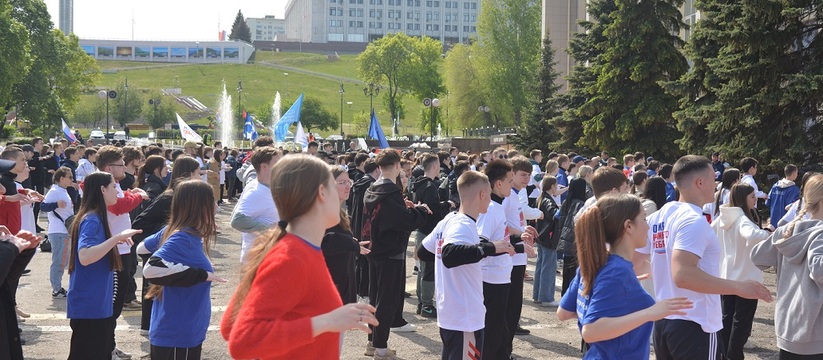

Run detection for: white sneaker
[[390, 323, 417, 333], [140, 329, 149, 337], [112, 348, 132, 359], [540, 301, 560, 307]]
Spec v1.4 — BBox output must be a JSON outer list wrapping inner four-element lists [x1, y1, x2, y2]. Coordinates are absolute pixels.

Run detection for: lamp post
[[339, 83, 345, 138], [425, 98, 440, 140], [123, 78, 129, 133], [363, 83, 380, 112], [237, 80, 243, 125], [148, 98, 160, 127], [283, 73, 289, 97], [478, 105, 491, 128], [98, 89, 117, 144]]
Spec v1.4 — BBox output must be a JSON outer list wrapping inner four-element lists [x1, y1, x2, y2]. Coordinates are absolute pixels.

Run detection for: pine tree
[[577, 0, 687, 159], [229, 10, 252, 43], [510, 35, 562, 154], [668, 0, 823, 165], [550, 0, 617, 153]]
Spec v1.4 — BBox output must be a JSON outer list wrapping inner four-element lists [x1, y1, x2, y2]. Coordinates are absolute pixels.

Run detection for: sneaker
[[374, 352, 399, 360], [52, 288, 67, 298], [514, 326, 530, 335], [123, 300, 141, 310], [140, 329, 149, 337], [412, 265, 419, 275], [420, 305, 437, 318], [112, 348, 132, 359], [364, 342, 396, 357], [15, 307, 29, 318], [390, 323, 417, 333], [524, 273, 534, 281], [540, 301, 560, 307]]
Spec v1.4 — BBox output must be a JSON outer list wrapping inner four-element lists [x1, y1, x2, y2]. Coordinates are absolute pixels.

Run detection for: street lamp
[[148, 98, 160, 128], [283, 73, 289, 96], [425, 98, 440, 140], [98, 89, 117, 143], [123, 78, 129, 134], [363, 83, 380, 112], [478, 105, 491, 128], [237, 80, 243, 125], [339, 83, 345, 138]]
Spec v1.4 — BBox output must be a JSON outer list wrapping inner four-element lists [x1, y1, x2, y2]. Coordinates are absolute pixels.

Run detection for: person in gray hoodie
[[751, 173, 823, 359]]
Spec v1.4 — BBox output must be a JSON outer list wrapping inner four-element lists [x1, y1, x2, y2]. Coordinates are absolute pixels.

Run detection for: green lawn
[[84, 52, 428, 137]]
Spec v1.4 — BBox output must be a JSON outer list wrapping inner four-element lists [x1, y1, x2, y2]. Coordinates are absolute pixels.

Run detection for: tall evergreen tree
[[510, 35, 562, 154], [577, 0, 687, 159], [229, 10, 252, 43], [668, 0, 823, 165], [550, 0, 617, 153]]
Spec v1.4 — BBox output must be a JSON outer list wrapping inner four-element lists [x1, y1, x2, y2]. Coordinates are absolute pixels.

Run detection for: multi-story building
[[541, 0, 586, 91], [284, 0, 480, 45], [59, 0, 73, 35], [247, 15, 287, 42]]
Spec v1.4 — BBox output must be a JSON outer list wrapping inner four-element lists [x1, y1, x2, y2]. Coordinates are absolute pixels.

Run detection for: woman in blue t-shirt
[[556, 193, 693, 359], [141, 180, 224, 360], [67, 172, 141, 360]]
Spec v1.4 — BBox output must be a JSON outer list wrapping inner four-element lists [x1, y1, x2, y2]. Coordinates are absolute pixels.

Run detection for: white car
[[327, 134, 343, 141], [113, 131, 127, 141], [89, 130, 105, 141]]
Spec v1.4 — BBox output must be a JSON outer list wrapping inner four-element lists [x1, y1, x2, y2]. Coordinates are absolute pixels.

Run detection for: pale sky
[[44, 0, 289, 41]]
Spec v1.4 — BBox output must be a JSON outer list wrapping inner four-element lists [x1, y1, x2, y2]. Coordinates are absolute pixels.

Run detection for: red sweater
[[221, 234, 343, 360], [0, 188, 26, 234]]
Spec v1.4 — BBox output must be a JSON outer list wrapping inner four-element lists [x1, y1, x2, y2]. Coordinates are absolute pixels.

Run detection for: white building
[[78, 39, 256, 64], [284, 0, 480, 45], [247, 15, 287, 41]]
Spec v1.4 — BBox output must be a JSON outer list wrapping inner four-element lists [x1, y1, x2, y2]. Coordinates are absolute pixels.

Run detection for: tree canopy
[[229, 10, 252, 43]]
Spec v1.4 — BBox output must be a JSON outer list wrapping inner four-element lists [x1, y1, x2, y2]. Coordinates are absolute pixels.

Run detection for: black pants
[[368, 257, 404, 349], [720, 295, 758, 360], [440, 328, 484, 360], [779, 350, 823, 360], [140, 253, 154, 331], [226, 177, 237, 199], [482, 282, 510, 360], [110, 269, 127, 352], [506, 265, 526, 354], [561, 255, 577, 296], [653, 318, 724, 360], [356, 254, 370, 297], [151, 344, 202, 360], [32, 182, 44, 226], [123, 251, 138, 303], [69, 318, 114, 360]]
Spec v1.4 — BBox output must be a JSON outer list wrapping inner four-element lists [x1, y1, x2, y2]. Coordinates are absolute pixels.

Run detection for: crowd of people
[[0, 135, 821, 360]]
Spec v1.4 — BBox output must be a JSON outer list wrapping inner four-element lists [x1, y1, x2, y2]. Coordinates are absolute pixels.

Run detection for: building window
[[370, 0, 383, 4], [426, 24, 440, 30], [464, 2, 470, 9], [463, 25, 469, 32], [464, 13, 470, 22], [369, 21, 383, 28], [330, 8, 337, 15], [369, 9, 382, 17], [407, 0, 420, 6], [471, 26, 476, 31], [471, 2, 476, 9], [349, 20, 364, 27]]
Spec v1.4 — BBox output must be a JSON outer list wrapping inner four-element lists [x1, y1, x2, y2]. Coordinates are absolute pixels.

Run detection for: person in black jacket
[[0, 228, 39, 360], [350, 159, 380, 299], [322, 167, 368, 306], [131, 156, 201, 335], [555, 178, 588, 295], [411, 153, 454, 317], [363, 149, 430, 358]]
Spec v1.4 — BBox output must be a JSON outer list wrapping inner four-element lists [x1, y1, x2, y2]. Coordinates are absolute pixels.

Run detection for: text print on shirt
[[651, 221, 668, 255]]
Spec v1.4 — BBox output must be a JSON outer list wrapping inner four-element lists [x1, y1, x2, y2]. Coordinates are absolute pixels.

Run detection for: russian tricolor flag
[[62, 118, 77, 143]]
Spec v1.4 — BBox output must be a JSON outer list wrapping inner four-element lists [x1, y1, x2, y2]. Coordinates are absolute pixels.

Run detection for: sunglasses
[[498, 155, 508, 159]]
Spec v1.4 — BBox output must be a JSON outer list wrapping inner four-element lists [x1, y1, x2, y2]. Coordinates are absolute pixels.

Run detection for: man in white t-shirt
[[419, 171, 513, 360], [230, 147, 282, 262], [635, 155, 772, 360]]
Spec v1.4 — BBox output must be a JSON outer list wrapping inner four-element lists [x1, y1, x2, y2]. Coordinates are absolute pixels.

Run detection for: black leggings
[[69, 318, 114, 360], [151, 344, 202, 360]]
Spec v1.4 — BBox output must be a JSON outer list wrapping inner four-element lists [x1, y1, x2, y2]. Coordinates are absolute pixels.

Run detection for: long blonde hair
[[784, 174, 823, 238], [226, 154, 333, 322]]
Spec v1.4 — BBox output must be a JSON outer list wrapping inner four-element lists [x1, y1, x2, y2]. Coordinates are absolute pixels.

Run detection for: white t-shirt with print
[[639, 201, 722, 333], [423, 212, 485, 332], [477, 200, 512, 284], [43, 185, 73, 234]]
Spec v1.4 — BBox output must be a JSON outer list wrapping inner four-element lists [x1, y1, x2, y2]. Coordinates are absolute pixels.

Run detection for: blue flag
[[243, 111, 258, 140], [368, 110, 389, 149], [274, 94, 304, 142]]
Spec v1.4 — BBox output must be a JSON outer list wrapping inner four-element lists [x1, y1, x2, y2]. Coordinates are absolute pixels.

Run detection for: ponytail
[[575, 206, 609, 296]]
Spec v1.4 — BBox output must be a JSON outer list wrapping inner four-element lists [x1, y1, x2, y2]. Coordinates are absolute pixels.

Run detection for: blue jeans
[[49, 233, 70, 292], [532, 243, 557, 303]]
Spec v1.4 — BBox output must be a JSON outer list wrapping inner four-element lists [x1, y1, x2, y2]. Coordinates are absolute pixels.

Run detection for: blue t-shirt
[[149, 230, 214, 348], [560, 255, 655, 360], [143, 226, 165, 253], [67, 214, 115, 319]]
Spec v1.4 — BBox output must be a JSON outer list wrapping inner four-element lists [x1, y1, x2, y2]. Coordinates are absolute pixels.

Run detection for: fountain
[[271, 91, 281, 131], [436, 123, 442, 140], [217, 81, 234, 147]]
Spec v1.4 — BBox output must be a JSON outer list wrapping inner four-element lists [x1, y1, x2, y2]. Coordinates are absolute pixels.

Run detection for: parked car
[[113, 131, 127, 141], [89, 130, 105, 141], [327, 134, 343, 141]]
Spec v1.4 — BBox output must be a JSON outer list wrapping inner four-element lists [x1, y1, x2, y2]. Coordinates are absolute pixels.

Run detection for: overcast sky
[[44, 0, 289, 41]]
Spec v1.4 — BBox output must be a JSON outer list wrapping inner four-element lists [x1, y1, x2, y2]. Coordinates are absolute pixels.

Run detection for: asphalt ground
[[17, 204, 783, 359]]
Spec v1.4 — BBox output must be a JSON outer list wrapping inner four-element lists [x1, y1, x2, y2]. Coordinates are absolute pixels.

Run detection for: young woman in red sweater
[[221, 154, 378, 359]]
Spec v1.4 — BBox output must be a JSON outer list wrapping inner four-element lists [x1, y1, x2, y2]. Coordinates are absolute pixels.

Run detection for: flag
[[243, 111, 258, 140], [368, 110, 389, 149], [274, 94, 304, 142], [176, 113, 203, 142], [294, 121, 308, 151], [62, 119, 77, 143]]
